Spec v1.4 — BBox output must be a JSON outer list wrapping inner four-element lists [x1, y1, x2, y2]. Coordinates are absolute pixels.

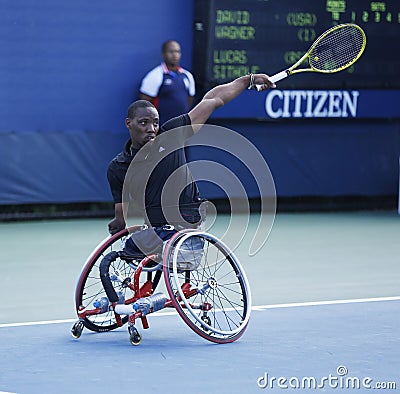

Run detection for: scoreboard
[[192, 0, 400, 91]]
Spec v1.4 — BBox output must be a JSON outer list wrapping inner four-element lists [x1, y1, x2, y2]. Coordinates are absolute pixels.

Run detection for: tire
[[74, 226, 140, 332], [163, 230, 251, 343]]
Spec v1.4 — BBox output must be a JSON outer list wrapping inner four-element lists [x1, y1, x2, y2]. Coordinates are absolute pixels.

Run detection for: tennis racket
[[266, 23, 366, 85]]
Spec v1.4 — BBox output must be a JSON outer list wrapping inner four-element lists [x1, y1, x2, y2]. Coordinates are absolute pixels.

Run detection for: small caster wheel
[[71, 320, 84, 339], [128, 326, 142, 346], [201, 315, 211, 326]]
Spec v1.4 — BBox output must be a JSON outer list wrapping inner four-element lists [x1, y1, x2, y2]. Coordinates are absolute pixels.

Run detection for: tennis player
[[106, 73, 275, 257]]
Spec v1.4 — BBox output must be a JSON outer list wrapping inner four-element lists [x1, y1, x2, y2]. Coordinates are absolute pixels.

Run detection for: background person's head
[[161, 40, 181, 70]]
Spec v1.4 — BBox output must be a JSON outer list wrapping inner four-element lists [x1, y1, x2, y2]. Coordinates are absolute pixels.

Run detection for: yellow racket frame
[[269, 23, 367, 84]]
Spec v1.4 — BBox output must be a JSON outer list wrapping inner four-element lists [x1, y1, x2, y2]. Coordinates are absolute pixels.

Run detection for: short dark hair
[[127, 100, 156, 119], [161, 40, 178, 53]]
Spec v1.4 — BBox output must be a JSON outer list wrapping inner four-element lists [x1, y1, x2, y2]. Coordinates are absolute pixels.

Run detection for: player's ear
[[125, 118, 132, 129]]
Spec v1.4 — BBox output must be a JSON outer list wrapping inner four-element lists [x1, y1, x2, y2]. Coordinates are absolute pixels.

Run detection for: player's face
[[163, 41, 181, 69], [126, 107, 159, 149]]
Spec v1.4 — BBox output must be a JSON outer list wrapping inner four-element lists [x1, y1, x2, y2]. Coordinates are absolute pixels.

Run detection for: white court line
[[0, 318, 76, 328], [251, 295, 400, 311], [1, 295, 399, 329]]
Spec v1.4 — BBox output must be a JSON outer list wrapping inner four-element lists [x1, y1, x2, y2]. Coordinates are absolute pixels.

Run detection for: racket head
[[308, 23, 366, 73]]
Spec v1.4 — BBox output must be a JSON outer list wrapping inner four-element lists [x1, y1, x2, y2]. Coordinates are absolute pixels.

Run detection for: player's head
[[161, 40, 181, 69], [127, 100, 156, 119], [126, 100, 159, 149]]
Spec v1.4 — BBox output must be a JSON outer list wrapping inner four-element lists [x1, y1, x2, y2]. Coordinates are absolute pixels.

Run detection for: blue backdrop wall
[[0, 0, 194, 204], [1, 0, 399, 206]]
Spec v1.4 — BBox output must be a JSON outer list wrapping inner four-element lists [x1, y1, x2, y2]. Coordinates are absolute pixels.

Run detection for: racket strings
[[309, 26, 365, 72]]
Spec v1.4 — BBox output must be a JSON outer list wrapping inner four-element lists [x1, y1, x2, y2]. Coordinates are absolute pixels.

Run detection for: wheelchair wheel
[[74, 226, 140, 332], [163, 230, 252, 344]]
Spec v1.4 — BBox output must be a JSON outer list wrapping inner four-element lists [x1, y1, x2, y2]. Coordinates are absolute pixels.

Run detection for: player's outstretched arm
[[188, 74, 275, 132]]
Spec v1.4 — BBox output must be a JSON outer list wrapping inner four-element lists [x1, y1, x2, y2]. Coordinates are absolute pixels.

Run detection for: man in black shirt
[[107, 73, 275, 256]]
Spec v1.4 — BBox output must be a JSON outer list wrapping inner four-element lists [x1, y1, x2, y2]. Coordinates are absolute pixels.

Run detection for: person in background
[[139, 40, 196, 125]]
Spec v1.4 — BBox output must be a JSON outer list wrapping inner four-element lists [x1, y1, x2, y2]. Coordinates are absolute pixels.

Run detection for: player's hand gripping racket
[[265, 23, 366, 85]]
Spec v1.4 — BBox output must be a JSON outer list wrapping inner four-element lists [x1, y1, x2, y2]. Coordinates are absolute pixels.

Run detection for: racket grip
[[269, 70, 289, 84]]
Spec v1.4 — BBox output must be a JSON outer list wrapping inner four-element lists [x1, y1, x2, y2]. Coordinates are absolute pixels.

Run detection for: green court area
[[0, 211, 399, 324]]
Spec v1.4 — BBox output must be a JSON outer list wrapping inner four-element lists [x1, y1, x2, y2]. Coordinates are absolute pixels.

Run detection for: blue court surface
[[0, 212, 399, 393], [0, 299, 399, 393]]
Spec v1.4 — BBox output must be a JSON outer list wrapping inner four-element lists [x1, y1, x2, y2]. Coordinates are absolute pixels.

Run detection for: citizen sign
[[265, 90, 359, 118]]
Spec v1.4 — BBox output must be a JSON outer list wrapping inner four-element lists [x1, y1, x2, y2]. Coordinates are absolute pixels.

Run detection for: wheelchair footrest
[[115, 292, 168, 316]]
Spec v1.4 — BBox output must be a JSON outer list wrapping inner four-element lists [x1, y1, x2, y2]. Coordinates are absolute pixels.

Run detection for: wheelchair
[[71, 225, 252, 346]]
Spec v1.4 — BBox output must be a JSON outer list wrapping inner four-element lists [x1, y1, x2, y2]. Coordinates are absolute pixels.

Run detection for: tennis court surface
[[0, 212, 399, 393]]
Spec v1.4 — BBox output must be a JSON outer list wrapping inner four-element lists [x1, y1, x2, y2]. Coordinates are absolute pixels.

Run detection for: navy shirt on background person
[[139, 40, 195, 125]]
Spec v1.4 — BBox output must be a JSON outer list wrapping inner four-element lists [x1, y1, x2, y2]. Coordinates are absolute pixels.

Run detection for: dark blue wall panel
[[209, 120, 400, 198], [0, 130, 126, 204], [0, 0, 195, 204], [0, 0, 194, 134], [0, 1, 399, 205]]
